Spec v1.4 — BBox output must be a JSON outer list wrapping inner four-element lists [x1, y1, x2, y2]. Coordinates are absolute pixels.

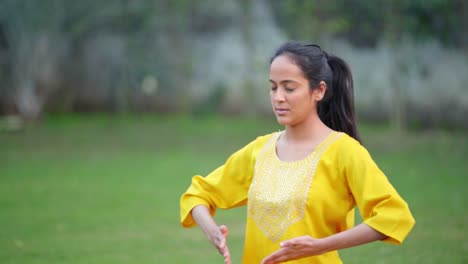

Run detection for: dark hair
[[270, 42, 360, 142]]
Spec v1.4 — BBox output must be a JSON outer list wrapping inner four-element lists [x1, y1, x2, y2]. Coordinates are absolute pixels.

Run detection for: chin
[[276, 116, 303, 127], [275, 116, 291, 126]]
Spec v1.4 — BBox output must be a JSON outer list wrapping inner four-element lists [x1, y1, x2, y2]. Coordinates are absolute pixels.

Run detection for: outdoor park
[[0, 1, 467, 263]]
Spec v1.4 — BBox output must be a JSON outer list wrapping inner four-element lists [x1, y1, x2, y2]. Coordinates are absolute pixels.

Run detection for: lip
[[275, 108, 289, 115]]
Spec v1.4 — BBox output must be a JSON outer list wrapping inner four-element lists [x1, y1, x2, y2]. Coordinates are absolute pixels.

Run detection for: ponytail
[[318, 54, 360, 143]]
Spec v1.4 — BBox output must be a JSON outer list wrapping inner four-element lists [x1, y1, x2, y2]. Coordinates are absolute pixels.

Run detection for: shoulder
[[253, 132, 277, 146], [220, 132, 278, 166], [231, 132, 278, 157], [247, 132, 278, 153], [328, 132, 373, 164], [330, 132, 364, 153]]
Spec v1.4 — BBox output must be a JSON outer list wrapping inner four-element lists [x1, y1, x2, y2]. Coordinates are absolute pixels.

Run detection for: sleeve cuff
[[364, 212, 415, 245], [180, 196, 215, 228]]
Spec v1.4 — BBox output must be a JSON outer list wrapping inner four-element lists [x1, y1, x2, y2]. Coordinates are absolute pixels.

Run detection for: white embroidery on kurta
[[248, 131, 342, 242]]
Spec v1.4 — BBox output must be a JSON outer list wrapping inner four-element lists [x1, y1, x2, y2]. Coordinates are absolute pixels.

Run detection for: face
[[269, 55, 325, 127]]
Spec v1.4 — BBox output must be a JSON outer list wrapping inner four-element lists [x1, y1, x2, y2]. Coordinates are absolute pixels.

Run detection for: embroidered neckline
[[247, 131, 343, 242]]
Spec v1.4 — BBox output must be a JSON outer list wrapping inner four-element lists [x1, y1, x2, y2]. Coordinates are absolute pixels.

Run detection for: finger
[[215, 225, 228, 249], [217, 225, 231, 264], [216, 237, 226, 250], [263, 252, 296, 264], [262, 248, 288, 264], [223, 246, 232, 264], [218, 243, 229, 255], [212, 234, 226, 251], [280, 236, 309, 247], [280, 238, 299, 248], [220, 225, 229, 238], [218, 242, 231, 264], [213, 231, 226, 249]]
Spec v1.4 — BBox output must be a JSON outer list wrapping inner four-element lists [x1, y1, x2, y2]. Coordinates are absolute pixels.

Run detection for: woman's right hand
[[191, 205, 232, 264], [208, 225, 231, 264]]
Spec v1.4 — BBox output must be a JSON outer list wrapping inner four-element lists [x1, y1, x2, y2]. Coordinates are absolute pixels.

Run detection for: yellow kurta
[[180, 131, 415, 264]]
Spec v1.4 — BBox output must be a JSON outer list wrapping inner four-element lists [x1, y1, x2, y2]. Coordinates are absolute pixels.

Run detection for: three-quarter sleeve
[[342, 139, 415, 244], [180, 135, 270, 228]]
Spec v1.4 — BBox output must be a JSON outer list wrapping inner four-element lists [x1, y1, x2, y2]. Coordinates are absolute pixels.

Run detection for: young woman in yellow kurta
[[180, 42, 415, 264]]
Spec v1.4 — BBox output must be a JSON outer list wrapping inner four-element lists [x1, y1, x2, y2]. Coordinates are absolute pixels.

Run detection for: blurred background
[[0, 1, 467, 263], [0, 0, 467, 129]]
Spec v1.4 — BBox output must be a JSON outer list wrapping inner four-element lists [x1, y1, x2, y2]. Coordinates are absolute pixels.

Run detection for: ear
[[314, 81, 327, 101]]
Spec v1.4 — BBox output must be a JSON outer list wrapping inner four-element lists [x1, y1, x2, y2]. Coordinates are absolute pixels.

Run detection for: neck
[[284, 114, 332, 143]]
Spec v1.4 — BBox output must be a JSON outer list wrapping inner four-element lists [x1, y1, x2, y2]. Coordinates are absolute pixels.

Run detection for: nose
[[272, 88, 285, 102]]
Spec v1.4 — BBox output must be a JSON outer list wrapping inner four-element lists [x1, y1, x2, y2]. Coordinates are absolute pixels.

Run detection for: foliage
[[0, 0, 226, 118], [0, 0, 467, 130], [270, 0, 467, 48]]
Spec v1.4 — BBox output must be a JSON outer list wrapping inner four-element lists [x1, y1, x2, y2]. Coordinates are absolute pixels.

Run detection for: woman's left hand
[[261, 235, 327, 264]]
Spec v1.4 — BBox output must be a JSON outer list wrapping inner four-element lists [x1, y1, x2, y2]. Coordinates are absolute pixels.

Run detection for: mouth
[[275, 108, 289, 115]]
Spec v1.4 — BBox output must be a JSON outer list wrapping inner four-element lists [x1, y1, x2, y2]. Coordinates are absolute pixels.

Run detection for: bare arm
[[318, 223, 386, 251], [191, 205, 231, 264], [262, 223, 386, 264]]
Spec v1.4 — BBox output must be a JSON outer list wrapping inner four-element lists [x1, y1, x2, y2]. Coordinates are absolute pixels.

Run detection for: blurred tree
[[0, 0, 465, 129], [269, 0, 467, 131], [0, 0, 66, 120], [0, 0, 202, 117], [240, 0, 255, 115], [270, 0, 467, 49]]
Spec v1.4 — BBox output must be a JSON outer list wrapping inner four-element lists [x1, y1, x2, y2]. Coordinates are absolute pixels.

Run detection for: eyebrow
[[269, 79, 299, 85]]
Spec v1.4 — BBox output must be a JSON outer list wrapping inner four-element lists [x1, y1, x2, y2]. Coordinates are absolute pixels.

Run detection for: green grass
[[0, 114, 467, 263]]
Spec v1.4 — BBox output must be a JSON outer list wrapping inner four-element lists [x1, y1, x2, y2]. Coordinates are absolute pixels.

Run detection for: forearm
[[191, 205, 219, 238], [262, 223, 387, 263], [320, 223, 387, 252]]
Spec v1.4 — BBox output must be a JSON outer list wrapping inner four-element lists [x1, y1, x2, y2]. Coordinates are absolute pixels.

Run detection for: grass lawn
[[0, 114, 467, 263]]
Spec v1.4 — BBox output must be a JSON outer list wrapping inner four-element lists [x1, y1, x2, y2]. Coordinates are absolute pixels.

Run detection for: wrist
[[205, 225, 221, 239], [316, 236, 338, 254]]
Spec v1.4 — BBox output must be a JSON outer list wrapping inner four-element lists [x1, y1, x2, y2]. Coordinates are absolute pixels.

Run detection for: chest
[[246, 132, 350, 241], [275, 143, 317, 162]]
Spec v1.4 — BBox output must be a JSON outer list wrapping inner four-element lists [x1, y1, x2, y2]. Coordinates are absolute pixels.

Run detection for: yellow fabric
[[180, 132, 415, 264]]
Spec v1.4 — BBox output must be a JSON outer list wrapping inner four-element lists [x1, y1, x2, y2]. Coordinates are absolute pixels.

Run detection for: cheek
[[295, 96, 316, 114]]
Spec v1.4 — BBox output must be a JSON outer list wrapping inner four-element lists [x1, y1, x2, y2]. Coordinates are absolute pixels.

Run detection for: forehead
[[269, 55, 305, 81]]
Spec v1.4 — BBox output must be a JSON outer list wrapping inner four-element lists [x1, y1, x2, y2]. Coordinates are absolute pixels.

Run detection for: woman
[[180, 42, 415, 264]]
